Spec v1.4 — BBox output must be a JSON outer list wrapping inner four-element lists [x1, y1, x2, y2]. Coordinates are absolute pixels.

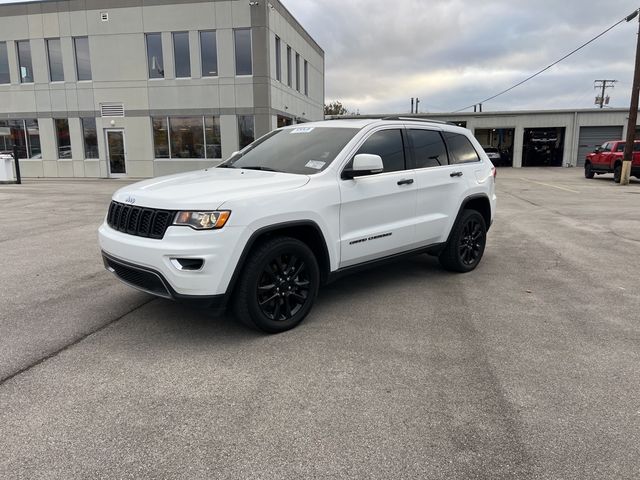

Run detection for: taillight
[[491, 166, 497, 181]]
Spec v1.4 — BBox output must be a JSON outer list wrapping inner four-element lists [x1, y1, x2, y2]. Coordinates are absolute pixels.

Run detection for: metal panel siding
[[577, 126, 623, 166]]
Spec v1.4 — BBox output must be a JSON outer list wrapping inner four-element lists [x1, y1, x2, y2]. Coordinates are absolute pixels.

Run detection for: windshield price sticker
[[290, 127, 315, 134], [305, 160, 326, 170]]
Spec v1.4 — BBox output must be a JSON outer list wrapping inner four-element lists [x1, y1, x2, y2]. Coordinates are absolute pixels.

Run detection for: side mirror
[[593, 147, 601, 153], [343, 154, 384, 179]]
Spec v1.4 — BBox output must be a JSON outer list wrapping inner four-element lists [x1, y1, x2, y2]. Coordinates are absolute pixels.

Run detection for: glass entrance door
[[105, 129, 126, 176]]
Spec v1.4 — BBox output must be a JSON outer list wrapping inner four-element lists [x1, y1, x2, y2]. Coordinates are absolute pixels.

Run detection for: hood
[[112, 168, 310, 210]]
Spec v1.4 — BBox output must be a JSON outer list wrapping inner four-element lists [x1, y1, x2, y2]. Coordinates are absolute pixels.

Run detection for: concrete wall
[[0, 0, 324, 178]]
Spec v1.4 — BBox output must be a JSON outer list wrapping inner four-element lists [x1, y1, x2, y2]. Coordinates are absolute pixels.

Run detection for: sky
[[280, 0, 640, 114], [1, 0, 639, 114]]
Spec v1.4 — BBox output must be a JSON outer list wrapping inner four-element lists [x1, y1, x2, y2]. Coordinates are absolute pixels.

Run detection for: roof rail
[[381, 116, 453, 125]]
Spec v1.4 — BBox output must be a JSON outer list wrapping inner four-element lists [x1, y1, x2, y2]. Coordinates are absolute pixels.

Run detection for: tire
[[233, 236, 319, 333], [584, 162, 594, 179], [614, 164, 622, 183], [439, 210, 487, 273]]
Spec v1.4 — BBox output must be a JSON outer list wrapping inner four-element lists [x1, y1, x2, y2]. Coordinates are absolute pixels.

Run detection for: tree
[[324, 101, 349, 116]]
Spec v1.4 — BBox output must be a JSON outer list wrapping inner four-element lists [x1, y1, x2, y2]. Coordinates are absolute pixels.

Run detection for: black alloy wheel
[[439, 209, 487, 273], [614, 164, 622, 183], [585, 162, 594, 179], [458, 217, 484, 267], [233, 237, 319, 333], [257, 253, 311, 322]]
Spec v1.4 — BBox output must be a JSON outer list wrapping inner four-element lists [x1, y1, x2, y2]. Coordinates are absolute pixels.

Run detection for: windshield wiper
[[240, 166, 281, 172]]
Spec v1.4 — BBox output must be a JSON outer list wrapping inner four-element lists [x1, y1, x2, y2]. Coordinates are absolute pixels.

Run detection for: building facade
[[0, 0, 324, 178]]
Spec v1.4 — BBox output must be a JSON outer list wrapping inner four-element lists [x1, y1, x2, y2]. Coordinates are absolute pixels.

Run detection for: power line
[[452, 9, 639, 113]]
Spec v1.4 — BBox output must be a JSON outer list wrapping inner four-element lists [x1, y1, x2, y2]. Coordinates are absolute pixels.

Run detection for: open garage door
[[577, 126, 623, 167]]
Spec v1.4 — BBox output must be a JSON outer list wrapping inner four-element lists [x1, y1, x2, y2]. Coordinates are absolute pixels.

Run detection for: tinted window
[[17, 40, 33, 83], [286, 46, 292, 87], [237, 115, 255, 149], [295, 53, 300, 91], [205, 116, 221, 159], [0, 42, 10, 84], [74, 37, 92, 81], [408, 129, 448, 168], [55, 118, 71, 158], [444, 132, 480, 164], [0, 119, 39, 158], [234, 29, 252, 75], [173, 32, 190, 78], [275, 36, 281, 81], [47, 38, 64, 82], [200, 31, 218, 77], [146, 33, 164, 79], [81, 118, 98, 158], [355, 129, 406, 173], [152, 117, 170, 158], [170, 116, 204, 158], [224, 127, 359, 175], [616, 143, 625, 152]]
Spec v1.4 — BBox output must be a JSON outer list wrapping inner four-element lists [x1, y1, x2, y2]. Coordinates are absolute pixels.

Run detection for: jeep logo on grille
[[125, 196, 136, 204]]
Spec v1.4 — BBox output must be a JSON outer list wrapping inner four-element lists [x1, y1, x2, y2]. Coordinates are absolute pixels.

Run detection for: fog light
[[170, 258, 204, 271]]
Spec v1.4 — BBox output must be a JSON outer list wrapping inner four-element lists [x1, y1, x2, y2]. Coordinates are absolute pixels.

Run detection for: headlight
[[173, 211, 231, 230]]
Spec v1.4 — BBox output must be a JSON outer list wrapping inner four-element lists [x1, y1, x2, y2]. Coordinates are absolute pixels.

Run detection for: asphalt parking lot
[[1, 168, 639, 479]]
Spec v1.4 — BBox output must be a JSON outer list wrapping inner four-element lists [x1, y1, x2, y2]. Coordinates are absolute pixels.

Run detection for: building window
[[295, 53, 300, 92], [0, 42, 9, 84], [286, 45, 292, 87], [234, 29, 252, 76], [146, 33, 164, 79], [304, 60, 309, 96], [205, 116, 221, 159], [74, 37, 92, 81], [0, 119, 40, 158], [238, 115, 255, 150], [275, 36, 281, 81], [55, 119, 72, 159], [46, 38, 64, 82], [199, 30, 218, 77], [17, 40, 33, 83], [152, 117, 170, 158], [81, 118, 98, 158], [172, 32, 190, 78], [152, 116, 221, 159]]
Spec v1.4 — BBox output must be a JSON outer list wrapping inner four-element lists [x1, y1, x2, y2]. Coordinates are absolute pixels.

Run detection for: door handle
[[450, 171, 463, 177], [397, 178, 414, 185]]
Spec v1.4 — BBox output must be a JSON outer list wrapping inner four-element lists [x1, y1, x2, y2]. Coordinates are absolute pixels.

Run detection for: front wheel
[[233, 237, 319, 333], [614, 164, 622, 183], [584, 162, 594, 179], [439, 210, 487, 273]]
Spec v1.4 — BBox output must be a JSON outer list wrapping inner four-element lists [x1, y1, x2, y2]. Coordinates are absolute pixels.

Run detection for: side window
[[616, 143, 625, 152], [443, 132, 480, 164], [601, 142, 612, 152], [354, 129, 405, 173], [408, 129, 448, 168]]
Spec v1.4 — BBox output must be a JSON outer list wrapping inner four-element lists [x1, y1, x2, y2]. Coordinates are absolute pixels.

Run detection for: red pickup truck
[[584, 140, 640, 183]]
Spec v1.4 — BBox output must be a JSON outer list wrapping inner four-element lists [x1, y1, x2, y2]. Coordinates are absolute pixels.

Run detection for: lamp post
[[620, 8, 640, 185]]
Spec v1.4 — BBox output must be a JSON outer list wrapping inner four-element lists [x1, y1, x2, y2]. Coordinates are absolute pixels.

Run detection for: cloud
[[281, 0, 639, 113]]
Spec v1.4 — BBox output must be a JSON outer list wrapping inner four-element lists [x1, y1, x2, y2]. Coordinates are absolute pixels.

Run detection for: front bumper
[[98, 221, 246, 298], [102, 252, 227, 309]]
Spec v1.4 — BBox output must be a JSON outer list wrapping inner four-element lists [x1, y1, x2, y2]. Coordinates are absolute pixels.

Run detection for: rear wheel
[[233, 237, 319, 333], [614, 164, 622, 183], [584, 162, 594, 179], [439, 210, 487, 273]]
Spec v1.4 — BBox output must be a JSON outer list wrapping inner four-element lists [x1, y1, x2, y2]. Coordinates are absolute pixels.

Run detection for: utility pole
[[415, 97, 420, 113], [594, 79, 617, 108], [410, 98, 414, 114], [621, 9, 640, 185]]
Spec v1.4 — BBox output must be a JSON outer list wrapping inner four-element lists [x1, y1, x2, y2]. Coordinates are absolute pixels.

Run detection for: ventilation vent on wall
[[101, 104, 125, 117], [101, 12, 109, 22]]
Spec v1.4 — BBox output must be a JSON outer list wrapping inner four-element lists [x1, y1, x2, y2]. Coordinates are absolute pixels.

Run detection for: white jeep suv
[[99, 118, 496, 333]]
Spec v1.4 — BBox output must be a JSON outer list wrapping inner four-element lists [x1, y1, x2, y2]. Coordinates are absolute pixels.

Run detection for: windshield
[[220, 127, 360, 174]]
